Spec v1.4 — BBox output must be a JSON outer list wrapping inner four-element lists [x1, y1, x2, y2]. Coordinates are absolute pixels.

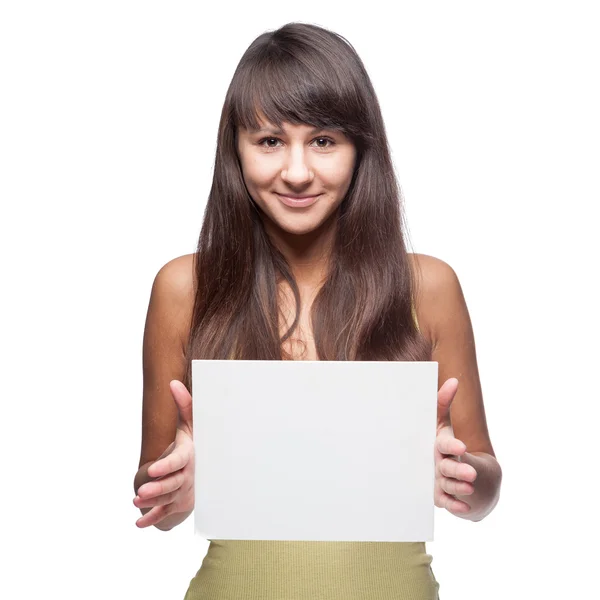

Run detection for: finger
[[134, 489, 178, 508], [137, 469, 186, 499], [434, 489, 472, 514], [440, 476, 475, 496], [135, 503, 174, 529], [436, 434, 467, 457], [155, 441, 176, 462], [148, 448, 189, 479], [170, 380, 194, 433], [439, 457, 477, 482], [437, 378, 459, 428]]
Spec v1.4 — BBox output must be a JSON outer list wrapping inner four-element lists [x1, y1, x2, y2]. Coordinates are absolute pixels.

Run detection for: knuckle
[[145, 507, 161, 526], [173, 473, 184, 492], [440, 476, 448, 494], [440, 458, 451, 477], [160, 479, 173, 496], [166, 490, 178, 504], [177, 455, 185, 470], [151, 494, 165, 507], [156, 493, 172, 506], [443, 493, 452, 511], [440, 477, 449, 494]]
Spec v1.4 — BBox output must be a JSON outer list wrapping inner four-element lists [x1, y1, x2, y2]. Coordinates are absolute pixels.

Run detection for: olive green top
[[184, 306, 439, 599], [184, 540, 439, 599]]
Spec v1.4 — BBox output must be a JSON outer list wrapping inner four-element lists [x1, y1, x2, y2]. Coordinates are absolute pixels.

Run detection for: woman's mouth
[[275, 193, 321, 208]]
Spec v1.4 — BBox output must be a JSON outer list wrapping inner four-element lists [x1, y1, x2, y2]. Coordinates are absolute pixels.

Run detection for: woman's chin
[[256, 198, 341, 238], [259, 212, 323, 237]]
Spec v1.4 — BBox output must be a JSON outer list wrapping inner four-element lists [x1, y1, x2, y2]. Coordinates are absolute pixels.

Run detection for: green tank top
[[184, 305, 439, 599]]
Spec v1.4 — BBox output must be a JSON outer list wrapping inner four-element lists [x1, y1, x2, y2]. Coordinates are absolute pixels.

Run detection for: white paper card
[[192, 360, 438, 542]]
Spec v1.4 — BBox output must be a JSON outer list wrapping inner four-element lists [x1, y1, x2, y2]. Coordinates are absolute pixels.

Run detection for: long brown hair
[[183, 22, 432, 390]]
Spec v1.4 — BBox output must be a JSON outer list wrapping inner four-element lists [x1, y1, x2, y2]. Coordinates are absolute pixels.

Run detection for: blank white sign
[[192, 360, 438, 542]]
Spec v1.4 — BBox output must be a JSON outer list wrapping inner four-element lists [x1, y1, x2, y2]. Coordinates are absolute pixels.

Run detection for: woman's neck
[[264, 211, 338, 290]]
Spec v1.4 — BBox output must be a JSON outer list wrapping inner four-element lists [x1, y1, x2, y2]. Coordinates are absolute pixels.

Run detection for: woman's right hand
[[134, 380, 195, 529]]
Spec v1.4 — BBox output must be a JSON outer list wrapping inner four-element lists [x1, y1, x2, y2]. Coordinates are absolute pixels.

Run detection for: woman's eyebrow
[[249, 125, 332, 135]]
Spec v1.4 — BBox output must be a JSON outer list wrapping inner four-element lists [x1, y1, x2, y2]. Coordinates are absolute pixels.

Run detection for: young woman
[[133, 22, 502, 600]]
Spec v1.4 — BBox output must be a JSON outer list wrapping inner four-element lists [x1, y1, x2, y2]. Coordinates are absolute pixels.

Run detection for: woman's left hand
[[434, 377, 478, 516]]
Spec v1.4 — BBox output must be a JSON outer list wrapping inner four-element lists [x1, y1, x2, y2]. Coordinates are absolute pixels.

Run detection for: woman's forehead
[[242, 110, 342, 134]]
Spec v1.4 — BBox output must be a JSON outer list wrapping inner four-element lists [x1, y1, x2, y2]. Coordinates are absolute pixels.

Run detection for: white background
[[1, 1, 598, 598]]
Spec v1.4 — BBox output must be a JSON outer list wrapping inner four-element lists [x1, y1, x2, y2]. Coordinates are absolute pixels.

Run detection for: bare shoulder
[[408, 252, 459, 345], [154, 253, 196, 343], [156, 252, 196, 298]]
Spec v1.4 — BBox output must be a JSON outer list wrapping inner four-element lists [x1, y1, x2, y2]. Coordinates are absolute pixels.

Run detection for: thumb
[[170, 379, 193, 433], [437, 377, 459, 429]]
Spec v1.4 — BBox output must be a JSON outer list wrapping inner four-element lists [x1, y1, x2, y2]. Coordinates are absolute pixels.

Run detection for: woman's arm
[[133, 254, 195, 531], [416, 254, 502, 520]]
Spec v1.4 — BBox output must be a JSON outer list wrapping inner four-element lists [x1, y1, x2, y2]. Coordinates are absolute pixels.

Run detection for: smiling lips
[[276, 193, 321, 208]]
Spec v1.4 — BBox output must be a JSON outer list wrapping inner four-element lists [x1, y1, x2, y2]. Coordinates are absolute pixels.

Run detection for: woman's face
[[236, 114, 357, 238]]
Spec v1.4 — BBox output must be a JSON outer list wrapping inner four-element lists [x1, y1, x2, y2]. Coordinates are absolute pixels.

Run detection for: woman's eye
[[257, 137, 335, 151], [259, 137, 281, 148], [314, 137, 334, 148]]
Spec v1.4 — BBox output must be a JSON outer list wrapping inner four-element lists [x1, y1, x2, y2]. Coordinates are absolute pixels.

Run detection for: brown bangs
[[229, 34, 371, 147]]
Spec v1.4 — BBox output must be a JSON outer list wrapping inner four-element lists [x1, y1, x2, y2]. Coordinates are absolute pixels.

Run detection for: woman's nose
[[281, 147, 314, 185]]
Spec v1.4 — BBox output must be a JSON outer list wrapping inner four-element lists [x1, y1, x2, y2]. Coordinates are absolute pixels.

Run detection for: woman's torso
[[183, 255, 439, 599], [184, 540, 439, 600]]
